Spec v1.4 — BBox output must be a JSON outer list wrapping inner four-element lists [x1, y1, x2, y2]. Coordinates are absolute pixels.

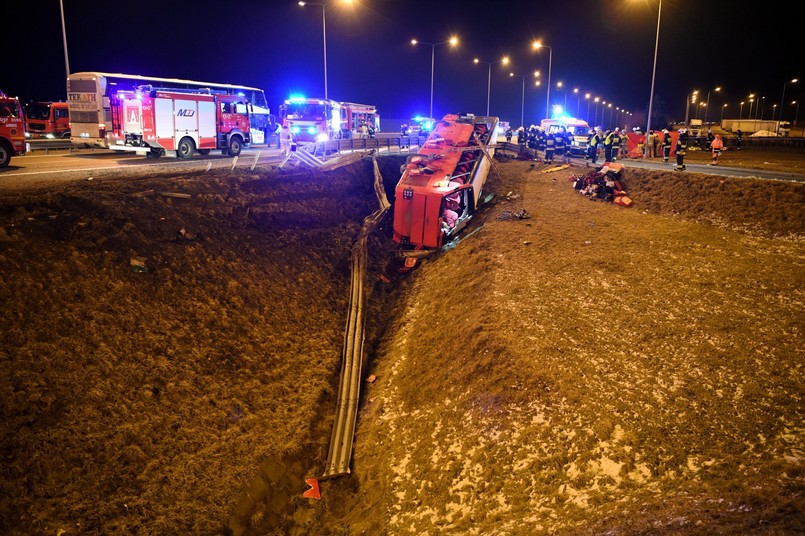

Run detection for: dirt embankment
[[0, 157, 405, 535], [1, 153, 803, 535]]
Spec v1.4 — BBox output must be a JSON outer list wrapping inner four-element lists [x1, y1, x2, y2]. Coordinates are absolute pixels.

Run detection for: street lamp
[[608, 103, 613, 129], [59, 0, 70, 77], [473, 56, 509, 116], [556, 81, 567, 109], [594, 97, 600, 126], [793, 100, 800, 127], [299, 0, 354, 101], [778, 78, 798, 134], [412, 36, 459, 119], [720, 103, 727, 124], [703, 86, 721, 125], [509, 71, 538, 129], [643, 0, 663, 157], [585, 93, 591, 123], [740, 101, 744, 119], [685, 90, 698, 126], [573, 88, 580, 117], [531, 41, 553, 119]]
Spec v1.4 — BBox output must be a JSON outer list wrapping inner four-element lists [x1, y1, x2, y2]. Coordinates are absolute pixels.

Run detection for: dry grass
[[0, 151, 803, 535]]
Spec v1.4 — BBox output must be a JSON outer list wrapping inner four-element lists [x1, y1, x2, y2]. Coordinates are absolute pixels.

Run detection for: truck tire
[[146, 148, 164, 159], [177, 137, 195, 159], [0, 141, 11, 167], [227, 136, 243, 157]]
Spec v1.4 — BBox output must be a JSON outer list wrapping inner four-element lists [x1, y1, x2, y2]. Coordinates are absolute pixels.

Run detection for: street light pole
[[703, 86, 721, 125], [778, 78, 798, 134], [585, 93, 591, 123], [531, 42, 552, 119], [509, 72, 529, 128], [720, 103, 727, 124], [644, 0, 662, 157], [739, 101, 744, 119], [413, 37, 459, 119], [59, 0, 70, 77], [474, 56, 509, 116]]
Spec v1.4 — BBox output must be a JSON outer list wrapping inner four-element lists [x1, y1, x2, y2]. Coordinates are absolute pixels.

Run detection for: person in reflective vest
[[710, 134, 724, 165], [675, 128, 689, 171], [554, 128, 566, 163], [662, 129, 672, 163], [543, 131, 555, 163], [603, 129, 614, 162], [611, 127, 622, 161], [587, 129, 599, 163]]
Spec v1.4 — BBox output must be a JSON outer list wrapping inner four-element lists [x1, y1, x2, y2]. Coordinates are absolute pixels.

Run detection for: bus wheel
[[227, 136, 243, 157], [198, 149, 211, 155], [177, 137, 195, 159], [0, 142, 11, 167]]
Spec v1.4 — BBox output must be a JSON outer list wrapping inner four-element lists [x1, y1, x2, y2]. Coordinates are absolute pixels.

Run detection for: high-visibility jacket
[[662, 133, 672, 148], [611, 133, 621, 148], [603, 132, 614, 147]]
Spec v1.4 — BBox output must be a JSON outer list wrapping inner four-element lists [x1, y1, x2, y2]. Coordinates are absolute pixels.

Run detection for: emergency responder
[[554, 128, 566, 163], [505, 127, 513, 142], [611, 127, 622, 161], [675, 128, 689, 171], [517, 126, 525, 144], [710, 134, 724, 165], [587, 129, 599, 163], [603, 128, 614, 162], [662, 129, 672, 163], [706, 129, 714, 151], [543, 129, 555, 163]]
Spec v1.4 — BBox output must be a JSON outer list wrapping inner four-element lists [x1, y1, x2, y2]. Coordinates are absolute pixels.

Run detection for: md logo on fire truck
[[177, 109, 195, 117]]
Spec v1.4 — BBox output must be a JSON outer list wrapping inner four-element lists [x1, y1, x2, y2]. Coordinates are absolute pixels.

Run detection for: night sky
[[3, 0, 800, 130]]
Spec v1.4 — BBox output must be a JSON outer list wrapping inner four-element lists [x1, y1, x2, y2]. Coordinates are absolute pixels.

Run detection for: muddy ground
[[0, 147, 803, 535]]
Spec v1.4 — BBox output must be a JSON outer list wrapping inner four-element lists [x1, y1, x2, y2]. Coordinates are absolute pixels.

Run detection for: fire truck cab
[[109, 87, 251, 159], [0, 91, 27, 167], [25, 101, 70, 139]]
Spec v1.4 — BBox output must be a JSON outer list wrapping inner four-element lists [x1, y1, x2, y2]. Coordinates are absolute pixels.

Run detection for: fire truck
[[108, 86, 251, 159], [25, 101, 70, 139], [279, 95, 379, 144], [0, 90, 27, 167]]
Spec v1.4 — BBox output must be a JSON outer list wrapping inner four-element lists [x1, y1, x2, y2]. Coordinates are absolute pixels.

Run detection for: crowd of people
[[503, 123, 738, 171]]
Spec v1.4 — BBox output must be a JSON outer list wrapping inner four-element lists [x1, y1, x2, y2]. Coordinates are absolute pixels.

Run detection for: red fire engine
[[25, 101, 70, 139], [108, 87, 251, 159], [0, 90, 27, 167]]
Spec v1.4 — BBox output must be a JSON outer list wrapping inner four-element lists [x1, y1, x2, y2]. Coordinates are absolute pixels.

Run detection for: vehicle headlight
[[316, 133, 329, 142], [291, 126, 301, 134], [307, 126, 317, 135]]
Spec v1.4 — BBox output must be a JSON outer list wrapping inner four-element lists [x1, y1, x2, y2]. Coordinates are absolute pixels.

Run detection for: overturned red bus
[[393, 113, 499, 249]]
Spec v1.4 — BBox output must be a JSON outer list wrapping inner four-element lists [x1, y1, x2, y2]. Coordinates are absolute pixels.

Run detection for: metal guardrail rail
[[322, 156, 390, 479]]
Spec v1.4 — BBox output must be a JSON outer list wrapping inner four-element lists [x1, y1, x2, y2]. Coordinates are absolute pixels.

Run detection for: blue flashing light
[[237, 92, 245, 97], [288, 94, 307, 103], [291, 126, 301, 134], [306, 126, 317, 135]]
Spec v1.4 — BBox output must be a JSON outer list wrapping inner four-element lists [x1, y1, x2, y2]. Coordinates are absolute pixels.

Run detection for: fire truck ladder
[[322, 156, 390, 479]]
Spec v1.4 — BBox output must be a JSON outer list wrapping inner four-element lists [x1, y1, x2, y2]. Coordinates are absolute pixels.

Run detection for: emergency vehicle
[[393, 113, 499, 249], [279, 95, 379, 143], [25, 101, 70, 139], [540, 117, 591, 156], [0, 91, 27, 167], [108, 87, 251, 159]]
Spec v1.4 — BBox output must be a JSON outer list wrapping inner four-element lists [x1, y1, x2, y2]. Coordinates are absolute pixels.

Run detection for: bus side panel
[[198, 100, 216, 149], [155, 98, 176, 149]]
